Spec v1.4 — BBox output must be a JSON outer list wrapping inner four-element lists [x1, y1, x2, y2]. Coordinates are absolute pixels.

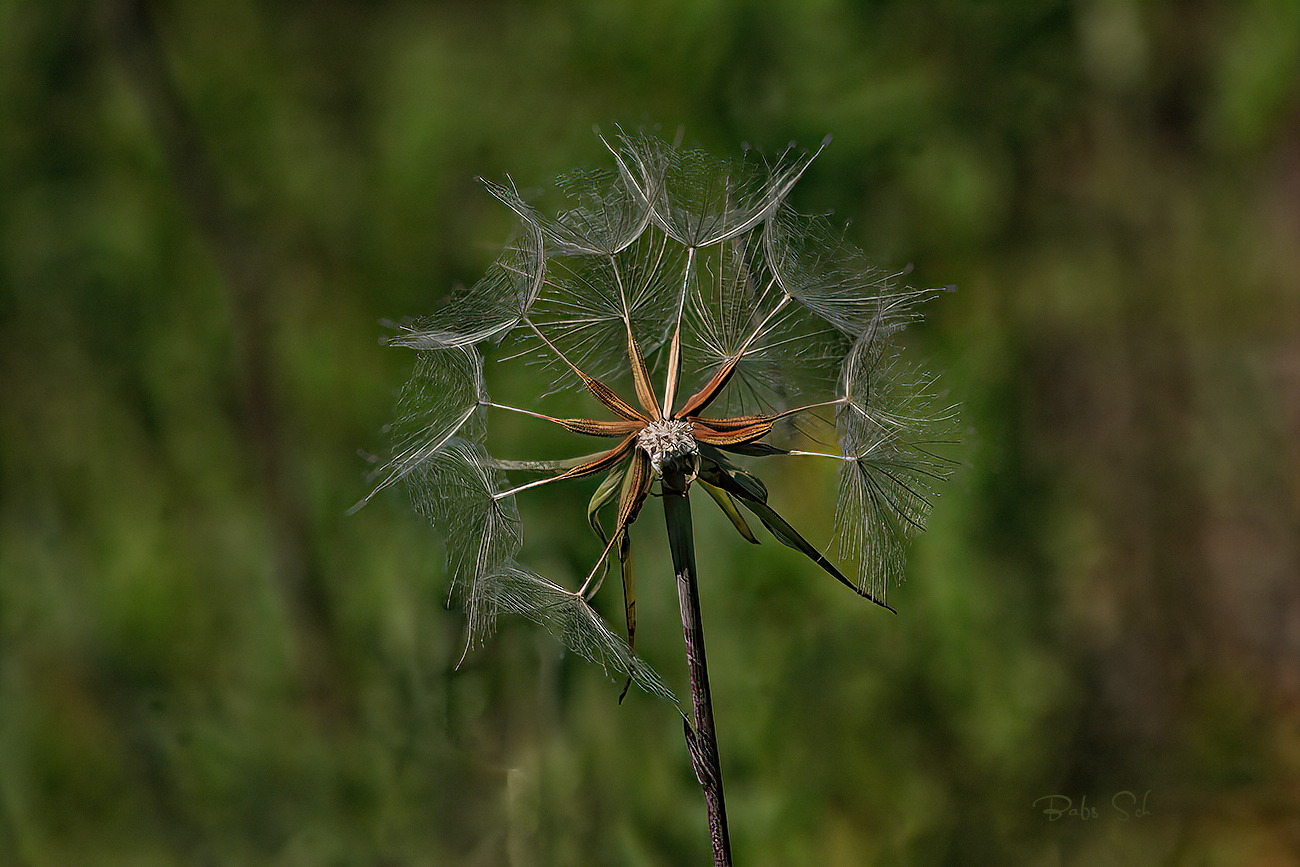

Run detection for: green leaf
[[698, 455, 768, 504], [716, 441, 789, 457], [700, 481, 759, 544], [617, 531, 636, 704], [618, 528, 637, 649], [700, 452, 895, 613], [737, 496, 895, 613], [579, 464, 627, 599], [587, 463, 626, 541]]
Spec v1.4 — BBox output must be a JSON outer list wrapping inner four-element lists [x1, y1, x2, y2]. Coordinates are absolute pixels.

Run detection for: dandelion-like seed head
[[363, 127, 957, 700]]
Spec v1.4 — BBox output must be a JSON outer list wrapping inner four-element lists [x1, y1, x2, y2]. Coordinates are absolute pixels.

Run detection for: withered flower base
[[358, 129, 955, 865]]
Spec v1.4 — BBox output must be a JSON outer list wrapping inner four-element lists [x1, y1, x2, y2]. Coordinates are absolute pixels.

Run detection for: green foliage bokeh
[[3, 1, 1299, 865]]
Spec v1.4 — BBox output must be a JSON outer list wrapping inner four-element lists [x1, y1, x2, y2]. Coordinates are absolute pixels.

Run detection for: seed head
[[636, 418, 698, 475], [363, 127, 958, 699]]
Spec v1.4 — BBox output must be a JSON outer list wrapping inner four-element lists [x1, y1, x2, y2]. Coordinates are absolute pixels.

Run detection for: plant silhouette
[[358, 128, 956, 865]]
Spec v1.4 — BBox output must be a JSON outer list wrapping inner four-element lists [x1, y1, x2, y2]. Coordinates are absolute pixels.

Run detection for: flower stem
[[662, 469, 732, 867]]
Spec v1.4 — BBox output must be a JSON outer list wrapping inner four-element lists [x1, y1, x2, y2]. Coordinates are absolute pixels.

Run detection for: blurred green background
[[4, 0, 1300, 864]]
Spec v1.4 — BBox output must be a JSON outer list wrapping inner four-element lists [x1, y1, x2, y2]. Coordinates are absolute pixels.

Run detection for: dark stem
[[662, 470, 733, 867]]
